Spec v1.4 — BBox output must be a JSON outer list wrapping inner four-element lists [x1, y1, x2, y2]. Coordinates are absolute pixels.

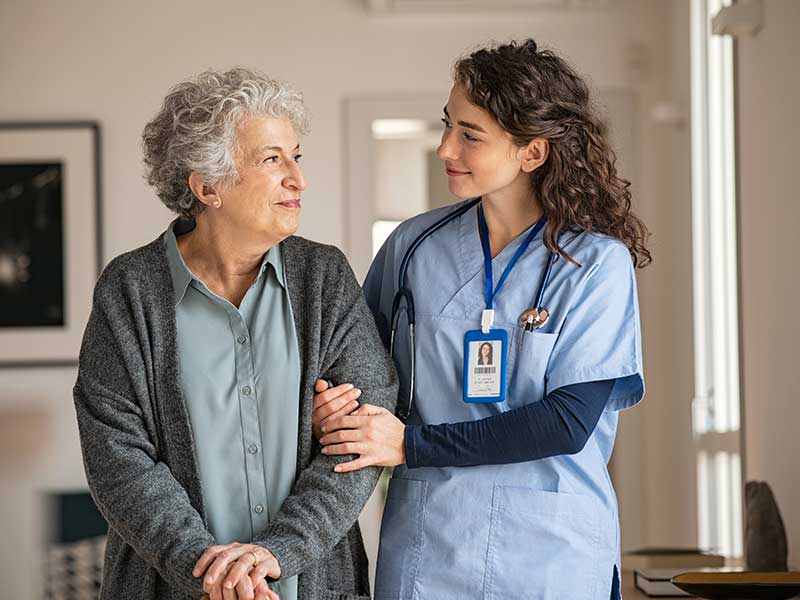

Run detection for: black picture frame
[[0, 122, 102, 368]]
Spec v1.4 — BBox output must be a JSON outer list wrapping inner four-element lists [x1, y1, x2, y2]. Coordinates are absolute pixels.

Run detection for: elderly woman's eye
[[263, 156, 279, 164], [293, 154, 302, 163]]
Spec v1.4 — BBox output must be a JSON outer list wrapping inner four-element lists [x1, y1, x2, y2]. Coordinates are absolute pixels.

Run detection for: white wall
[[737, 0, 800, 566], [0, 0, 696, 597], [375, 138, 429, 220]]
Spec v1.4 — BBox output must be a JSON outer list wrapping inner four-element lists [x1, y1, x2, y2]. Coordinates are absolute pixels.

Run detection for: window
[[690, 0, 743, 557], [372, 220, 402, 258]]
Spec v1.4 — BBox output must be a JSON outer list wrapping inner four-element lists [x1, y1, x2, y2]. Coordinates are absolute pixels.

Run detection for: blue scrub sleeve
[[362, 236, 394, 348], [546, 241, 644, 410], [404, 379, 615, 468]]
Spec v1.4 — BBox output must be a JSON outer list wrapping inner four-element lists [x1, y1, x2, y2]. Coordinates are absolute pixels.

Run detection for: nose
[[284, 159, 307, 193], [437, 130, 458, 162]]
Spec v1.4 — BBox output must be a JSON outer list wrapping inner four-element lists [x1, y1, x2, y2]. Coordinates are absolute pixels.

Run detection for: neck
[[177, 213, 276, 287], [481, 187, 543, 258]]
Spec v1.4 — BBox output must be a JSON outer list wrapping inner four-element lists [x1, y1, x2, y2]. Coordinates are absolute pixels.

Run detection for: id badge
[[462, 328, 507, 403]]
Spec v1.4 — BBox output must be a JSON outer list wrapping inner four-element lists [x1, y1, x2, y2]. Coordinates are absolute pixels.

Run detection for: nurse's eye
[[441, 117, 452, 129], [463, 131, 479, 142]]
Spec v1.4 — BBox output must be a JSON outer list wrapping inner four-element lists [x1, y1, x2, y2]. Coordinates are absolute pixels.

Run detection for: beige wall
[[0, 0, 698, 597], [737, 0, 800, 566], [375, 138, 430, 220]]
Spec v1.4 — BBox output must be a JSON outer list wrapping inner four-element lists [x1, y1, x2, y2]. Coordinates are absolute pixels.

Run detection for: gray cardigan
[[73, 232, 398, 600]]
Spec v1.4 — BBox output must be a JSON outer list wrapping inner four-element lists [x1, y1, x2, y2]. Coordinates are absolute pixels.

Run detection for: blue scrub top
[[364, 199, 644, 600]]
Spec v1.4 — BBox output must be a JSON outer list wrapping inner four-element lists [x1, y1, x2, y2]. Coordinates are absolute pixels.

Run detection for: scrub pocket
[[483, 485, 600, 600], [375, 478, 428, 600], [508, 330, 558, 403]]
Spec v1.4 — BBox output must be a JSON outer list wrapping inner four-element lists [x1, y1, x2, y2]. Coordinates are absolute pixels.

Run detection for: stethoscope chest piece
[[518, 307, 549, 332]]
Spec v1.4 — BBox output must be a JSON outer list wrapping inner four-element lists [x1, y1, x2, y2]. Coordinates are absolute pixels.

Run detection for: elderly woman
[[73, 68, 397, 600]]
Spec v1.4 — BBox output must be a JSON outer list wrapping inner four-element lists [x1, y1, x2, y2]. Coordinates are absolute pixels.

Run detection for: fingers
[[223, 555, 257, 591], [209, 575, 226, 600], [334, 456, 375, 473], [318, 401, 360, 432], [322, 442, 365, 456], [211, 581, 224, 600], [320, 426, 365, 447], [204, 544, 246, 590], [312, 383, 357, 410], [222, 583, 237, 600], [315, 388, 362, 422], [253, 580, 280, 600], [236, 573, 255, 600], [194, 544, 226, 578], [248, 554, 282, 583], [352, 403, 388, 416], [249, 552, 282, 600], [253, 580, 270, 600], [314, 379, 329, 393], [320, 415, 369, 436]]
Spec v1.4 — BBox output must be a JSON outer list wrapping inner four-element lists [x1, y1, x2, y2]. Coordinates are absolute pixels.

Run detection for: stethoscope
[[389, 197, 559, 420]]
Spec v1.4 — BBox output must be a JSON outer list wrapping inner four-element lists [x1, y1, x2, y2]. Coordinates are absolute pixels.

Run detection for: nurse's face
[[437, 83, 531, 201]]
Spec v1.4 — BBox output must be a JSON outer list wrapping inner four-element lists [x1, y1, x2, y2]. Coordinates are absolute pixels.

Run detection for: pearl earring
[[214, 200, 222, 208]]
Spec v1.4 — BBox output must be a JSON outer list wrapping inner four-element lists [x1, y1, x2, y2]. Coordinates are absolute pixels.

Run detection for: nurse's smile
[[445, 165, 471, 176]]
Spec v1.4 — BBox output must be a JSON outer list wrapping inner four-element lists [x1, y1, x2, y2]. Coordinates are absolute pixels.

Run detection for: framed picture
[[0, 122, 101, 367]]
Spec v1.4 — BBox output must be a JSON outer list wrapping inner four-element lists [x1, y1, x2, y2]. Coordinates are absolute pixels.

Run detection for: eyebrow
[[257, 144, 300, 154], [443, 106, 487, 134]]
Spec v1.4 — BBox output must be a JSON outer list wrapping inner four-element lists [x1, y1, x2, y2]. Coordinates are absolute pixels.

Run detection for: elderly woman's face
[[219, 115, 306, 242]]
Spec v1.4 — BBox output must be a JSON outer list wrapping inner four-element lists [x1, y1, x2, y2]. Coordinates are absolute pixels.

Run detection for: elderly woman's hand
[[319, 404, 406, 472], [200, 577, 276, 600], [194, 542, 281, 600], [312, 379, 362, 440]]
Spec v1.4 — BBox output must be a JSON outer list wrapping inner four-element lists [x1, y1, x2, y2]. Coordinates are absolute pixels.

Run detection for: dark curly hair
[[454, 39, 651, 268]]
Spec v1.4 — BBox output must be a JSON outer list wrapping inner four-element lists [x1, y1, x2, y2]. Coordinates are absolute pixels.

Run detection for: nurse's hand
[[312, 379, 362, 440], [319, 404, 406, 472]]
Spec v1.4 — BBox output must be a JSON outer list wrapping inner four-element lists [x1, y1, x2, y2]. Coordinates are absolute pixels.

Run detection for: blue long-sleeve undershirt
[[404, 379, 615, 468]]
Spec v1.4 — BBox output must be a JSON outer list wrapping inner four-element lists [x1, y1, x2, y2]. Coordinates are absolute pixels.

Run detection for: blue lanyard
[[478, 203, 547, 311]]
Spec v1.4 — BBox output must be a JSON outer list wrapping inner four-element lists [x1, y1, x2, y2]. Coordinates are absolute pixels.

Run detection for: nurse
[[314, 39, 650, 599]]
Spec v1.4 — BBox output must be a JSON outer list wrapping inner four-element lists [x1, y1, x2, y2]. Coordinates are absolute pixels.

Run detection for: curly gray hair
[[142, 67, 310, 218]]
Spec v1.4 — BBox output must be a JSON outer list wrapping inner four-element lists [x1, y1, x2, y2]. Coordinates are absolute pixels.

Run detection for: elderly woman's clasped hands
[[194, 543, 281, 600]]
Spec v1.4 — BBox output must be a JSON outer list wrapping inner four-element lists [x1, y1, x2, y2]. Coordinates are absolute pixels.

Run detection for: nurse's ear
[[518, 138, 549, 173]]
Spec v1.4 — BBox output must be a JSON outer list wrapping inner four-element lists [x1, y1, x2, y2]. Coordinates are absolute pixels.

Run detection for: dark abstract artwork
[[0, 163, 65, 327], [0, 122, 99, 365]]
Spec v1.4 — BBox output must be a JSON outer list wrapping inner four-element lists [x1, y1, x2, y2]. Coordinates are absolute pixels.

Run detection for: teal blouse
[[165, 220, 299, 600]]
